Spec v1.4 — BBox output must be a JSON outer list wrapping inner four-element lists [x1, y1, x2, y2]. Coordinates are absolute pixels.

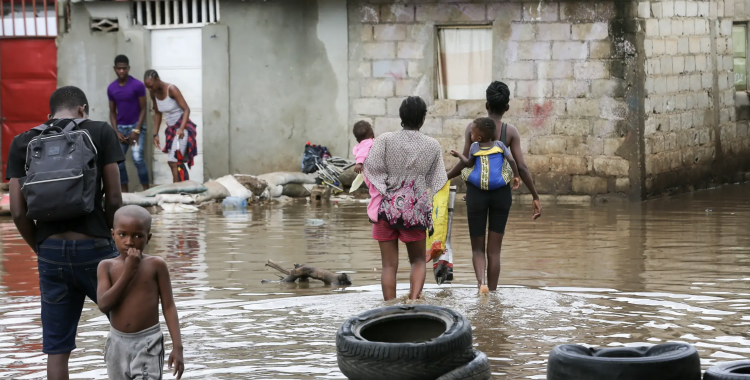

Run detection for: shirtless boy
[[97, 206, 184, 379]]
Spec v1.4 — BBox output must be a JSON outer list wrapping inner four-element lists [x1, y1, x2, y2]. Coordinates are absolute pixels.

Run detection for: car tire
[[704, 361, 750, 380], [546, 343, 701, 380], [336, 305, 474, 380], [436, 350, 492, 380]]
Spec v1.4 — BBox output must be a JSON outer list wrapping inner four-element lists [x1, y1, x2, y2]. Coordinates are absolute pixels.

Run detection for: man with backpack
[[5, 86, 125, 380]]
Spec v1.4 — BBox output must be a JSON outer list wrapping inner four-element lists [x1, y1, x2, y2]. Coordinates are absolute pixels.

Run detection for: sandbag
[[159, 203, 199, 213], [137, 181, 207, 197], [263, 184, 283, 199], [193, 181, 231, 203], [339, 167, 357, 187], [282, 184, 311, 198], [157, 194, 194, 204], [215, 175, 254, 199], [259, 172, 317, 187], [233, 175, 268, 196], [122, 193, 159, 207]]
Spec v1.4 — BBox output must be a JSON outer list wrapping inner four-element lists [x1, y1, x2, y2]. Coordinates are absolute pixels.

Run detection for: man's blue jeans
[[117, 124, 149, 185]]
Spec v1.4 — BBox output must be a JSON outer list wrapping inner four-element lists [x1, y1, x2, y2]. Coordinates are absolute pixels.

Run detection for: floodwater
[[1, 184, 749, 379]]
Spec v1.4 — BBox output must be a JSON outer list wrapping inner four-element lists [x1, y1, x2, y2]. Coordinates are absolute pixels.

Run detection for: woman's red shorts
[[372, 219, 426, 243]]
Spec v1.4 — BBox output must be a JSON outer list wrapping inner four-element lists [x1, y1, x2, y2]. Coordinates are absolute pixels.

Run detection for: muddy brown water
[[0, 184, 749, 379]]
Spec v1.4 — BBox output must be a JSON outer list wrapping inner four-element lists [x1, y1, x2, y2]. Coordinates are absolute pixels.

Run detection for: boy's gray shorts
[[105, 323, 164, 380]]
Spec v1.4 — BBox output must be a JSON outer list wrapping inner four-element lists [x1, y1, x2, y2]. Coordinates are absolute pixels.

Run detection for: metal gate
[[1, 0, 58, 180]]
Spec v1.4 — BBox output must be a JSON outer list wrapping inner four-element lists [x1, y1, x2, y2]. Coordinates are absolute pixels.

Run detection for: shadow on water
[[0, 184, 749, 379]]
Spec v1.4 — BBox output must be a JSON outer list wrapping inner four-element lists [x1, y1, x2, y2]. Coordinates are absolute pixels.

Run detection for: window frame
[[435, 24, 494, 101], [733, 22, 748, 92]]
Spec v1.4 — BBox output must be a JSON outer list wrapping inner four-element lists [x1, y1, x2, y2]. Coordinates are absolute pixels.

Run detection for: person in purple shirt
[[108, 55, 150, 192]]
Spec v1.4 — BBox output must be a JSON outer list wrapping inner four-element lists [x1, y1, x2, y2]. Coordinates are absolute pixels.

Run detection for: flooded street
[[1, 184, 749, 379]]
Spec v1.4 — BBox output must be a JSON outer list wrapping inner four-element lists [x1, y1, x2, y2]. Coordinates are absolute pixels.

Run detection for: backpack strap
[[500, 123, 508, 146]]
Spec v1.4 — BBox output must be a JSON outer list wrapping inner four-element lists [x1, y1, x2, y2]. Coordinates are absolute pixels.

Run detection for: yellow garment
[[471, 146, 504, 156], [426, 182, 450, 261]]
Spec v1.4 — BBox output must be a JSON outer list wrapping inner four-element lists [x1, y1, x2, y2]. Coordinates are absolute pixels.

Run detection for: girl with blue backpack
[[449, 117, 520, 292]]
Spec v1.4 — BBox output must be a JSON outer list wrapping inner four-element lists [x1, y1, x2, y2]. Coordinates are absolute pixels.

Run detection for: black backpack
[[21, 119, 98, 221]]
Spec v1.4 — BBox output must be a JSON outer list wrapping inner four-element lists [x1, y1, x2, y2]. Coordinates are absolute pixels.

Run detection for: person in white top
[[143, 69, 198, 182]]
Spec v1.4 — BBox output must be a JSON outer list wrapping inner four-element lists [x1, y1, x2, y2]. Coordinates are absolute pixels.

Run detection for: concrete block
[[689, 37, 701, 53], [638, 2, 651, 18], [683, 19, 695, 36], [349, 80, 360, 99], [524, 2, 559, 21], [374, 117, 402, 135], [428, 99, 456, 118], [374, 24, 406, 41], [594, 156, 629, 176], [381, 4, 414, 23], [689, 73, 701, 91], [677, 38, 689, 55], [686, 1, 698, 16], [721, 19, 733, 37], [537, 23, 571, 41], [458, 100, 487, 119], [574, 62, 608, 80], [524, 155, 551, 173], [592, 79, 626, 98], [354, 98, 386, 116], [557, 195, 593, 204], [667, 76, 679, 93], [416, 4, 485, 23], [678, 75, 690, 91], [552, 42, 588, 60], [534, 173, 573, 194], [407, 61, 422, 78], [572, 23, 609, 40], [645, 19, 660, 37], [373, 60, 407, 79], [396, 79, 418, 96], [560, 3, 597, 21], [616, 178, 630, 192], [355, 62, 372, 78], [590, 42, 612, 59], [665, 39, 678, 55], [361, 25, 373, 42], [529, 136, 568, 155], [487, 3, 523, 22], [362, 79, 394, 97], [538, 61, 573, 79], [364, 43, 396, 59], [397, 42, 424, 59], [518, 42, 552, 60], [421, 118, 443, 135], [386, 97, 405, 116], [516, 80, 553, 98], [572, 176, 608, 194], [662, 1, 675, 17], [645, 39, 653, 57], [659, 19, 672, 36], [702, 72, 712, 89], [355, 5, 379, 23], [555, 118, 592, 136], [674, 0, 686, 16], [408, 24, 430, 43], [506, 62, 536, 80], [652, 39, 665, 55], [698, 1, 709, 16], [603, 137, 623, 156], [695, 55, 707, 71], [671, 20, 683, 36], [553, 80, 589, 98], [510, 24, 535, 41], [443, 119, 473, 137], [646, 59, 661, 76], [550, 155, 588, 175], [651, 1, 663, 17]]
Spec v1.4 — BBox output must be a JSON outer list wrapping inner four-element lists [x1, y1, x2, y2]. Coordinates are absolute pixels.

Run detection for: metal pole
[[208, 0, 214, 23], [146, 0, 152, 27], [200, 0, 206, 24], [137, 1, 143, 26], [32, 0, 36, 36], [11, 0, 16, 36], [191, 0, 196, 24], [0, 0, 5, 36], [42, 0, 47, 36], [22, 0, 27, 36], [181, 0, 187, 25]]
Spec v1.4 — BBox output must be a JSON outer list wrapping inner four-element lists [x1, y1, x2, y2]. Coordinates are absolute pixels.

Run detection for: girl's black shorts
[[465, 182, 512, 237]]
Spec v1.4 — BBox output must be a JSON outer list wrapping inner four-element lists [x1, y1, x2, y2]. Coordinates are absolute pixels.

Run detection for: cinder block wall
[[348, 1, 640, 202], [641, 0, 742, 196]]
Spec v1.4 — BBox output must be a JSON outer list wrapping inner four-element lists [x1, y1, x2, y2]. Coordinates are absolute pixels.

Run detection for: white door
[[150, 28, 204, 184]]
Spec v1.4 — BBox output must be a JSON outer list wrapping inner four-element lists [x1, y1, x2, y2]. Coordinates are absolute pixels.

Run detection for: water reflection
[[0, 184, 748, 379]]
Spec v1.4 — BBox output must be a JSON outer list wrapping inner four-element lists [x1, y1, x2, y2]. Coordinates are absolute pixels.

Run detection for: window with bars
[[1, 0, 58, 37], [131, 0, 219, 29], [734, 24, 747, 91]]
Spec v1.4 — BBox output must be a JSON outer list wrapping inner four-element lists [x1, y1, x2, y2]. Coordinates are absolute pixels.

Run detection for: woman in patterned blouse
[[364, 96, 448, 301]]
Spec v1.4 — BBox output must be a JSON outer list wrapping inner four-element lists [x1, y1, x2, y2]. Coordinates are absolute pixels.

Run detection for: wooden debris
[[264, 259, 351, 286]]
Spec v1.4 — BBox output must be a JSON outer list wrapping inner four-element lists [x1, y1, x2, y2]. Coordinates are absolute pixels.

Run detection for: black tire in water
[[436, 350, 492, 380], [546, 343, 701, 380], [704, 361, 750, 380], [336, 305, 474, 380]]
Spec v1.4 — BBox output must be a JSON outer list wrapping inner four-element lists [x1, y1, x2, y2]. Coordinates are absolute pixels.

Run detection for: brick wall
[[732, 0, 750, 183], [347, 0, 749, 201]]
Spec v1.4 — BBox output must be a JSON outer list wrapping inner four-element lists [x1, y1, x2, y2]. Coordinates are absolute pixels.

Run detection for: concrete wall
[[57, 2, 152, 190], [731, 0, 750, 184], [640, 0, 747, 197], [220, 0, 349, 175], [348, 0, 640, 202]]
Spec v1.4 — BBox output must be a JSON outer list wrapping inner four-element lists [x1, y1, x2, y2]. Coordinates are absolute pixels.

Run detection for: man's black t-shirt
[[5, 120, 125, 244]]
